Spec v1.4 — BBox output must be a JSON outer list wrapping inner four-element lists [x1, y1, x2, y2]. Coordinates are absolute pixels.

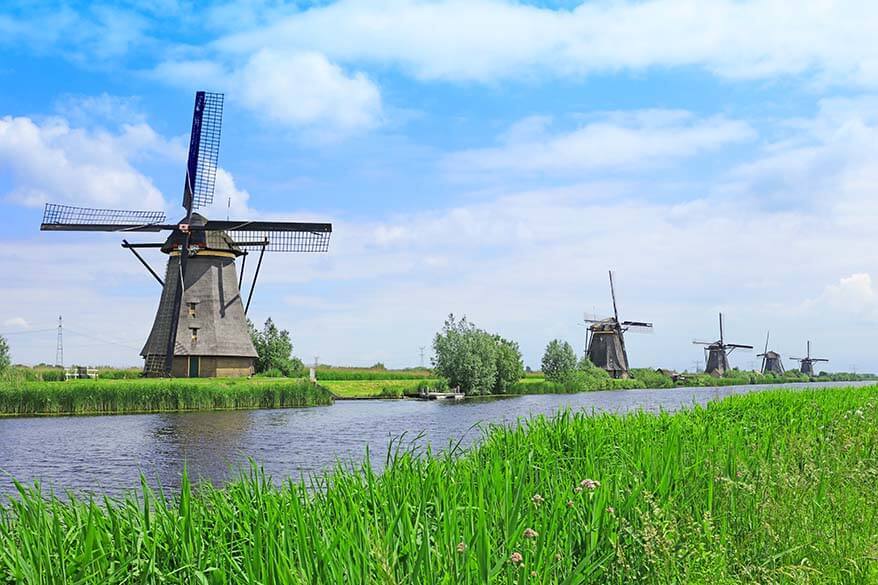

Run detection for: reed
[[0, 378, 333, 415], [1, 386, 876, 583]]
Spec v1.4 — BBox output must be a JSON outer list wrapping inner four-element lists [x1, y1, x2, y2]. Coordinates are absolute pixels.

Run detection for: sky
[[1, 0, 877, 372]]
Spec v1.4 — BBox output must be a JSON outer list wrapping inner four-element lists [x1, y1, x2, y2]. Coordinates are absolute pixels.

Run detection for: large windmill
[[757, 331, 784, 375], [40, 91, 332, 377], [789, 341, 828, 376], [584, 271, 653, 379], [693, 313, 752, 376]]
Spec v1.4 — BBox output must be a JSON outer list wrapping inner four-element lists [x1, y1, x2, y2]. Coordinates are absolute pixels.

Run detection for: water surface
[[0, 381, 868, 496]]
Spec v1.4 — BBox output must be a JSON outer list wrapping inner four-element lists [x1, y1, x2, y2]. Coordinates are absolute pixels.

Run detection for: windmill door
[[188, 356, 200, 378]]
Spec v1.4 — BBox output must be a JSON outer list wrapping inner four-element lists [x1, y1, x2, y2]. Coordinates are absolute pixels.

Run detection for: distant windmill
[[693, 313, 752, 376], [789, 341, 828, 376], [40, 91, 332, 378], [757, 330, 784, 375], [584, 271, 653, 379]]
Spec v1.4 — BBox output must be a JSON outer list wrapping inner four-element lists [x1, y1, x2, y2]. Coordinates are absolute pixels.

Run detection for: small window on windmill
[[190, 326, 199, 343], [187, 302, 199, 318]]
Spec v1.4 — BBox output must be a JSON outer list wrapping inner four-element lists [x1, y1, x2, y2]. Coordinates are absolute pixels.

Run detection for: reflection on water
[[0, 381, 869, 496]]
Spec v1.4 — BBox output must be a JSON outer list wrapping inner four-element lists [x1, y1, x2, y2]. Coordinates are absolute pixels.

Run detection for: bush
[[249, 318, 303, 377], [541, 339, 578, 382], [432, 314, 523, 395]]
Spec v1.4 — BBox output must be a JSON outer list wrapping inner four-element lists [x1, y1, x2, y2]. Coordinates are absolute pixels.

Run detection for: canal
[[0, 381, 869, 496]]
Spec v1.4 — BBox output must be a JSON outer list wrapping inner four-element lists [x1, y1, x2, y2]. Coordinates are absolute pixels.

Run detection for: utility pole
[[419, 346, 426, 368], [55, 315, 63, 368], [310, 355, 319, 383]]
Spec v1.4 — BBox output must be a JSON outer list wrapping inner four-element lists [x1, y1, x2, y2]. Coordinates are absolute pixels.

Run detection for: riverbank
[[0, 378, 333, 416], [1, 385, 875, 583]]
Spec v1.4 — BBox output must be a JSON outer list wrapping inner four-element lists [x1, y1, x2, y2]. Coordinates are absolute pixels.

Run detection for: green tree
[[541, 339, 577, 382], [248, 318, 304, 377], [432, 314, 523, 395], [0, 335, 9, 373], [494, 336, 524, 393]]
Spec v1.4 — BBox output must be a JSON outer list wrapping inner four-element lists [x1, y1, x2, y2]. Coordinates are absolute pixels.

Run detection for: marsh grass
[[0, 378, 332, 415], [1, 386, 877, 583]]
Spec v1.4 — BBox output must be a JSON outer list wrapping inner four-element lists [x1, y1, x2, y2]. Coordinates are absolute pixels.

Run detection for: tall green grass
[[1, 386, 876, 583], [315, 367, 434, 380], [0, 378, 332, 415]]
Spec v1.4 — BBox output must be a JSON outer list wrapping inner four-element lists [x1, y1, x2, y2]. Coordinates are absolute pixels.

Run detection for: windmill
[[789, 341, 828, 376], [584, 271, 653, 379], [40, 91, 332, 377], [757, 330, 784, 375], [692, 313, 752, 376]]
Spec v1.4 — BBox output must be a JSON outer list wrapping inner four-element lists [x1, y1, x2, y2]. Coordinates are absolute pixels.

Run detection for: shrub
[[541, 339, 578, 382]]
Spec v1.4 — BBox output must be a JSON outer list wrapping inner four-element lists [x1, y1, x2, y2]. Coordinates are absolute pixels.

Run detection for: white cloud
[[444, 110, 754, 177], [153, 50, 382, 135], [214, 0, 878, 86], [812, 273, 878, 322], [2, 317, 30, 330], [196, 168, 254, 219], [0, 116, 169, 209]]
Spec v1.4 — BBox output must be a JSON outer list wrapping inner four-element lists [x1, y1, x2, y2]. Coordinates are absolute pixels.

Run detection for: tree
[[541, 339, 577, 382], [0, 335, 9, 373], [494, 336, 524, 393], [248, 318, 304, 377], [432, 314, 524, 395]]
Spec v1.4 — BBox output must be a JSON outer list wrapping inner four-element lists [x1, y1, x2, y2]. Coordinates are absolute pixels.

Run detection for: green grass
[[2, 386, 877, 583], [0, 378, 333, 415], [322, 378, 443, 398], [315, 367, 434, 381]]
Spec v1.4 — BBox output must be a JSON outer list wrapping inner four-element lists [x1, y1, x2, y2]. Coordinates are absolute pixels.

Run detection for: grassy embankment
[[0, 377, 332, 416], [315, 367, 440, 398], [1, 386, 876, 583]]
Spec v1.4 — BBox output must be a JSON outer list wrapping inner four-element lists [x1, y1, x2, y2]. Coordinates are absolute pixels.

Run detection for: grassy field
[[0, 378, 333, 416], [321, 378, 441, 398], [1, 386, 876, 583]]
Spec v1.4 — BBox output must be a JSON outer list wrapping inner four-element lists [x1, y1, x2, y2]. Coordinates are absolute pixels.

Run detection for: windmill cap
[[161, 213, 244, 256]]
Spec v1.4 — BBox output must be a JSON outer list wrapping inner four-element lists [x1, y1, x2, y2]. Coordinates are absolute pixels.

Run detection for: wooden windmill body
[[790, 341, 828, 376], [40, 91, 332, 377], [757, 331, 785, 375], [693, 313, 752, 377], [584, 272, 652, 379]]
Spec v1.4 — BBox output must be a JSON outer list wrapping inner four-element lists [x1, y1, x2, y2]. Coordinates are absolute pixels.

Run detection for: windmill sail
[[41, 204, 166, 231], [184, 91, 224, 210]]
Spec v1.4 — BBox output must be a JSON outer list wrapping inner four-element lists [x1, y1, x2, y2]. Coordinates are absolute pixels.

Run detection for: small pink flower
[[510, 551, 523, 564], [523, 527, 539, 539], [531, 493, 545, 506], [457, 542, 466, 553], [580, 479, 600, 490]]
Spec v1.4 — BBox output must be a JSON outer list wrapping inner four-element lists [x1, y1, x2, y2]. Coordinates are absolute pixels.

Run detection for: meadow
[[0, 378, 332, 415], [1, 386, 875, 583]]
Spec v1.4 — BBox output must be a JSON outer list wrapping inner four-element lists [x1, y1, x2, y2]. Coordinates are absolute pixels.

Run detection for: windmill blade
[[811, 358, 830, 362], [692, 340, 714, 345], [622, 321, 653, 334], [788, 357, 804, 361], [621, 321, 652, 328], [726, 343, 754, 349], [763, 330, 770, 354], [183, 91, 224, 210], [205, 220, 333, 252], [40, 203, 167, 232], [583, 311, 611, 323]]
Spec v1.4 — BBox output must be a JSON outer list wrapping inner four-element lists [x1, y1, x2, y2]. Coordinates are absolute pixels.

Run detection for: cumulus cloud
[[2, 317, 30, 330], [154, 50, 382, 135], [0, 116, 168, 209], [214, 0, 878, 86], [443, 110, 754, 177]]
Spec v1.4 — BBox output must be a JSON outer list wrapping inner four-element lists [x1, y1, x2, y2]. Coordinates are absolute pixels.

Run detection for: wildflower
[[523, 527, 539, 539], [457, 542, 466, 553], [580, 479, 600, 490], [574, 486, 583, 494], [510, 551, 523, 564], [555, 552, 562, 561], [606, 506, 615, 515], [531, 493, 545, 506], [566, 499, 574, 508], [531, 570, 538, 577]]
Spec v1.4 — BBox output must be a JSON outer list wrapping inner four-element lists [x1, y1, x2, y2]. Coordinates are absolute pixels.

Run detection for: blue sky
[[1, 0, 877, 371]]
